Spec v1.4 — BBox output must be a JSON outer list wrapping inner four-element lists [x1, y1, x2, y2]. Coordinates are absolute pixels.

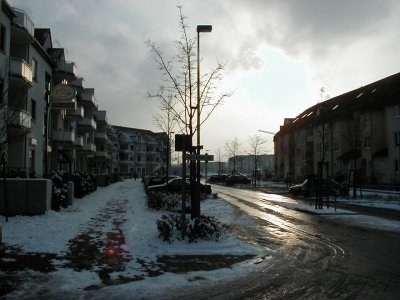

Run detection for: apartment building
[[0, 2, 116, 177], [0, 1, 184, 180], [114, 126, 167, 178], [1, 4, 50, 177], [274, 73, 400, 186]]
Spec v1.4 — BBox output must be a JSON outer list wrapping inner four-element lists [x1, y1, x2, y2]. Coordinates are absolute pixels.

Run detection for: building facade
[[0, 1, 166, 179], [274, 73, 400, 186], [114, 126, 167, 178]]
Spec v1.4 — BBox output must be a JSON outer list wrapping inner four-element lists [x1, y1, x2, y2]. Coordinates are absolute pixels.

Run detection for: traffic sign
[[186, 154, 214, 161]]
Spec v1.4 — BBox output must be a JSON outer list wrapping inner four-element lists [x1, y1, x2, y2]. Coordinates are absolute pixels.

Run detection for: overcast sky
[[9, 0, 400, 157]]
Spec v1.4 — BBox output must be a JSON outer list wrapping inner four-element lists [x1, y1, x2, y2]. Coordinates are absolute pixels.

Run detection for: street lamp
[[195, 24, 212, 218], [166, 131, 174, 186]]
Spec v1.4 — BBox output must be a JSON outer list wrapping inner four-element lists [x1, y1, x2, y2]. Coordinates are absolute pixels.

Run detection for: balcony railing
[[55, 61, 77, 76], [95, 132, 108, 141], [52, 129, 75, 143], [65, 105, 84, 120], [94, 110, 108, 123], [10, 109, 32, 130], [70, 77, 85, 88], [95, 151, 111, 160], [78, 117, 97, 130], [82, 143, 96, 152], [10, 58, 33, 84], [79, 88, 97, 108], [75, 136, 84, 147], [13, 8, 34, 37]]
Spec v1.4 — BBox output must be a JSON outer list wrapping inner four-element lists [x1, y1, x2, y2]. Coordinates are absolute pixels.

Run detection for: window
[[395, 160, 399, 174], [364, 136, 371, 148], [395, 131, 400, 146], [0, 24, 6, 52], [394, 105, 400, 118], [334, 142, 340, 152], [31, 99, 36, 121], [137, 155, 141, 162], [29, 149, 35, 171], [32, 58, 38, 81]]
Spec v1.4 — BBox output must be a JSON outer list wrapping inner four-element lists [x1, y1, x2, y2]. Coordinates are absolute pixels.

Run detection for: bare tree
[[146, 5, 232, 139], [224, 137, 241, 174], [152, 94, 177, 176], [342, 111, 367, 198], [248, 134, 267, 185]]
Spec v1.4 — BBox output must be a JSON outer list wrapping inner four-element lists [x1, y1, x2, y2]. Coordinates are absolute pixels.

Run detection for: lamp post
[[205, 150, 209, 182], [195, 24, 212, 218], [166, 131, 174, 186], [2, 151, 8, 222]]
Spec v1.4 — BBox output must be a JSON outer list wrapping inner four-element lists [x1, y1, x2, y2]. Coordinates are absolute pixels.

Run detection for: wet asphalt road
[[170, 184, 400, 299]]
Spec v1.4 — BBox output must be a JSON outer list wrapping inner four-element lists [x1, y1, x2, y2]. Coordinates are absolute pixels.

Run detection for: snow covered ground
[[1, 179, 399, 299]]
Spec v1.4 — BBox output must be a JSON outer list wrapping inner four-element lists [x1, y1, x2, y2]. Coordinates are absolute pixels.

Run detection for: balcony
[[55, 61, 77, 77], [82, 143, 96, 152], [94, 110, 108, 123], [95, 151, 111, 160], [9, 109, 31, 130], [95, 132, 109, 141], [10, 58, 32, 85], [70, 77, 85, 89], [79, 88, 97, 108], [65, 105, 84, 120], [78, 117, 97, 131], [12, 8, 34, 42], [52, 129, 75, 144], [75, 135, 84, 147]]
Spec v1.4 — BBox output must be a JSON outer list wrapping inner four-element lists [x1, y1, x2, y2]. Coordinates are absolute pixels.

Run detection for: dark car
[[290, 178, 348, 197], [225, 174, 251, 186], [206, 174, 228, 184], [289, 179, 309, 196], [147, 177, 212, 194], [145, 175, 179, 189]]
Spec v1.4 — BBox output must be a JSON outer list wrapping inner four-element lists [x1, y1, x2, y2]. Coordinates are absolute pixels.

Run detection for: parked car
[[206, 174, 228, 184], [225, 174, 251, 186], [290, 178, 348, 197], [147, 177, 212, 194], [145, 175, 179, 189], [289, 179, 309, 196]]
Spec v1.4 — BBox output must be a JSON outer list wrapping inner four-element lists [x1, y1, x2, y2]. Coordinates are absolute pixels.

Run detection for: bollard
[[67, 181, 74, 205]]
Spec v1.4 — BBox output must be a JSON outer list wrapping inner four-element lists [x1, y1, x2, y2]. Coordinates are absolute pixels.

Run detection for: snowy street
[[1, 179, 400, 299], [0, 180, 261, 299]]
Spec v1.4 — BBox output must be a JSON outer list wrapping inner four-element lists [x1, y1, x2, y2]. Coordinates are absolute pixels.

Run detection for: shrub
[[50, 171, 69, 210], [156, 214, 225, 243], [147, 191, 189, 213], [71, 172, 97, 198]]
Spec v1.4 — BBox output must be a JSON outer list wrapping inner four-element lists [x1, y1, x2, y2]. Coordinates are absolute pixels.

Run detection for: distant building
[[227, 154, 274, 178], [274, 73, 400, 185], [113, 126, 167, 178]]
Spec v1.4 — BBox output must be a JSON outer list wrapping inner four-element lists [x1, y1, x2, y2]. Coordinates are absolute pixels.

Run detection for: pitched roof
[[276, 72, 400, 137]]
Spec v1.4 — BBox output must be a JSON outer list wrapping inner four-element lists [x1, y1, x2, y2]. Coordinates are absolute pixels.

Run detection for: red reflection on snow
[[105, 232, 127, 259]]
